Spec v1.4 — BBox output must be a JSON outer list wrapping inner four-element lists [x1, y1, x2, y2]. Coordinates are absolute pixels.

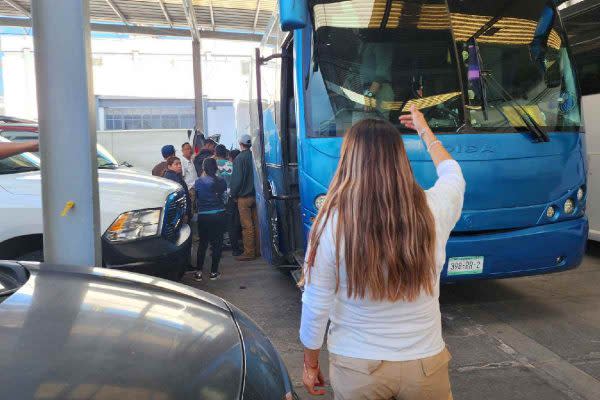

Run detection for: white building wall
[[0, 34, 254, 119]]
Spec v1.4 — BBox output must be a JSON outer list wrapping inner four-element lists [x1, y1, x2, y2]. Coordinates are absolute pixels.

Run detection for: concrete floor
[[183, 241, 600, 400]]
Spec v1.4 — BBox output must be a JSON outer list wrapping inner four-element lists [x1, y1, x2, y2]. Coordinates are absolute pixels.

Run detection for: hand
[[26, 141, 39, 152], [303, 362, 326, 396], [399, 105, 429, 134]]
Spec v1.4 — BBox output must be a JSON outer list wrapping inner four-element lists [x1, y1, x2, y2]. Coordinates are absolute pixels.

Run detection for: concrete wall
[[97, 129, 191, 172]]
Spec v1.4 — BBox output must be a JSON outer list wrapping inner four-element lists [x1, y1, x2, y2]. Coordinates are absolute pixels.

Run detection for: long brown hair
[[304, 119, 436, 302]]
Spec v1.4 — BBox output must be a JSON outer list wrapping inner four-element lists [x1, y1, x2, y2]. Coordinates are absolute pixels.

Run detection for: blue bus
[[250, 0, 588, 281]]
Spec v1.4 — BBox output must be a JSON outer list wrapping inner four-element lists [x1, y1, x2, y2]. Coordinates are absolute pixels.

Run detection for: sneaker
[[209, 272, 221, 280], [193, 271, 203, 282], [232, 250, 243, 257]]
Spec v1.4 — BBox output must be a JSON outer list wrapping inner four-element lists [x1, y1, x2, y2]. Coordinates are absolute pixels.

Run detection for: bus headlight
[[105, 208, 162, 242], [563, 199, 575, 214], [577, 187, 584, 201], [546, 206, 556, 218], [314, 195, 327, 211]]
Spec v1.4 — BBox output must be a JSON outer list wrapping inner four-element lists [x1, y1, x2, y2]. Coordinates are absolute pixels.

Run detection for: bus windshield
[[449, 0, 581, 133], [306, 0, 462, 137], [305, 0, 581, 137]]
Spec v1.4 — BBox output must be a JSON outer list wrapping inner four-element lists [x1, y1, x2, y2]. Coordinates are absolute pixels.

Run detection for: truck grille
[[162, 190, 187, 242]]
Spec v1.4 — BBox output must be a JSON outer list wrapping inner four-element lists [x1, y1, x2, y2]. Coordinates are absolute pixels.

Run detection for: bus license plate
[[447, 256, 484, 276]]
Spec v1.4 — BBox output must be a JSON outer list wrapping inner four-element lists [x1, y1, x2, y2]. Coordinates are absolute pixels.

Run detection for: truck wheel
[[16, 249, 44, 262]]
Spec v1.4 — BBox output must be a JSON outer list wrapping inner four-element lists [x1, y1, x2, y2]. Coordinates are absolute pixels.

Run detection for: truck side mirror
[[280, 0, 308, 31]]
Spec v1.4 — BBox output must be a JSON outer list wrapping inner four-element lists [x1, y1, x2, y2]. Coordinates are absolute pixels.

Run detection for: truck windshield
[[0, 151, 40, 175], [306, 0, 462, 137], [97, 144, 120, 169], [449, 0, 581, 132]]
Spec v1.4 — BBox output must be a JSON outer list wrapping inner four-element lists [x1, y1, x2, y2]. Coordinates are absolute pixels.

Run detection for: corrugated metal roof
[[0, 0, 277, 39]]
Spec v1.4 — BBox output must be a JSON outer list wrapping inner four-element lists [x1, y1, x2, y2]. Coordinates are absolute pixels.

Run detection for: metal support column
[[192, 38, 205, 132], [31, 0, 101, 267]]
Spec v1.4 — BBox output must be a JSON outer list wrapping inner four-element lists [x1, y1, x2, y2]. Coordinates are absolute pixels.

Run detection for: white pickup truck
[[0, 136, 191, 279]]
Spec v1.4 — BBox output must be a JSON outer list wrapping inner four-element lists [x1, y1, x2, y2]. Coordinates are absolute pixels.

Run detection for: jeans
[[237, 196, 260, 257], [196, 211, 226, 273]]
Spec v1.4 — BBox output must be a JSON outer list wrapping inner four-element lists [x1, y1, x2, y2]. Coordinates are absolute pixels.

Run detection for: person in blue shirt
[[194, 157, 227, 281]]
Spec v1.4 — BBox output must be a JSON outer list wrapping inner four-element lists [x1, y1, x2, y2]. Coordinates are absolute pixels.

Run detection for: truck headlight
[[105, 208, 162, 242]]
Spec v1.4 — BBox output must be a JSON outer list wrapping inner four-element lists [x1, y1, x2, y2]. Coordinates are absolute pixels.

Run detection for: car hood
[[0, 170, 181, 231], [0, 263, 243, 399]]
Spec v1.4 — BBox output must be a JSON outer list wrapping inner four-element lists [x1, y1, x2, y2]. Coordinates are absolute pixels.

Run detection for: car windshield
[[97, 144, 120, 169], [0, 145, 40, 175], [448, 0, 581, 132]]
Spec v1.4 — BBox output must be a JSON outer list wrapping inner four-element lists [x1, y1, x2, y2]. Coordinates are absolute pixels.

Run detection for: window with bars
[[104, 107, 195, 130]]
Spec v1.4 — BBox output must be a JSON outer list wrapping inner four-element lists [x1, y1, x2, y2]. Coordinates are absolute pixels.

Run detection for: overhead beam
[[105, 0, 129, 25], [253, 0, 262, 31], [208, 0, 215, 31], [157, 0, 173, 27], [4, 0, 30, 17], [0, 16, 271, 42], [181, 0, 201, 42]]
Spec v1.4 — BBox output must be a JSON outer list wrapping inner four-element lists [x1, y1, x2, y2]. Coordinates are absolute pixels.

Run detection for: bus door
[[253, 38, 302, 266]]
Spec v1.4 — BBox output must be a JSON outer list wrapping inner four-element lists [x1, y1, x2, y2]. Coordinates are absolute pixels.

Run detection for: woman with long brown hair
[[300, 106, 465, 399]]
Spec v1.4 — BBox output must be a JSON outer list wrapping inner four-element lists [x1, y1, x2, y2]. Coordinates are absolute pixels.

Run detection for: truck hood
[[0, 262, 243, 400], [0, 170, 181, 231]]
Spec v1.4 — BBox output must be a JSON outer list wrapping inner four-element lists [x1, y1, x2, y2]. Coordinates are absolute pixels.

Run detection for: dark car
[[0, 261, 296, 399]]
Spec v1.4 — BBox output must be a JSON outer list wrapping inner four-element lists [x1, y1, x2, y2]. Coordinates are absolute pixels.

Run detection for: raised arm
[[0, 141, 39, 160], [399, 106, 452, 167], [400, 106, 466, 232]]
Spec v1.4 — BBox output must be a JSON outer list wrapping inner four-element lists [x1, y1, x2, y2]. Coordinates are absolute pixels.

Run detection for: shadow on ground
[[183, 242, 600, 400]]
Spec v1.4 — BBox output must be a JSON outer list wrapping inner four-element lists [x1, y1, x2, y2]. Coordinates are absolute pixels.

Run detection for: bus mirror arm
[[260, 53, 289, 65]]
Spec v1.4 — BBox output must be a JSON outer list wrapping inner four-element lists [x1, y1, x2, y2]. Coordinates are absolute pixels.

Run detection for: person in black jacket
[[193, 138, 216, 176], [163, 156, 191, 221], [230, 134, 259, 261], [194, 157, 227, 282]]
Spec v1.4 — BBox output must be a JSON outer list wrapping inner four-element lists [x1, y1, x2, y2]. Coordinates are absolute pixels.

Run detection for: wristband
[[427, 139, 442, 152]]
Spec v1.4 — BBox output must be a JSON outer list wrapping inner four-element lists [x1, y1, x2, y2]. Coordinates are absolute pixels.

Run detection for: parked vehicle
[[0, 136, 191, 279], [560, 0, 600, 241], [0, 117, 144, 173], [252, 0, 588, 281], [0, 261, 296, 399]]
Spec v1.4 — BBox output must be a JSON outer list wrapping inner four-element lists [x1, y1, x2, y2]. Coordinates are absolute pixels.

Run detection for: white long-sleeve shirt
[[181, 156, 197, 189], [300, 160, 466, 361]]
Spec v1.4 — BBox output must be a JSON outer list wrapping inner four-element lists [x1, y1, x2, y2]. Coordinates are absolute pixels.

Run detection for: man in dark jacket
[[230, 134, 259, 261], [152, 145, 175, 177], [193, 139, 216, 176]]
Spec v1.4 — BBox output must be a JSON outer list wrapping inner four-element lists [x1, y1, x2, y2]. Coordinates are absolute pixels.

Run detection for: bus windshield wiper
[[482, 72, 550, 142]]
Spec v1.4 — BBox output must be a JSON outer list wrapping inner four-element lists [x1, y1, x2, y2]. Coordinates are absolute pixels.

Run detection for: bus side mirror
[[280, 0, 308, 31]]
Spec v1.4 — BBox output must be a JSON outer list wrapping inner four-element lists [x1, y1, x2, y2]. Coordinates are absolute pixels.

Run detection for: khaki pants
[[329, 348, 452, 400], [237, 196, 260, 257]]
